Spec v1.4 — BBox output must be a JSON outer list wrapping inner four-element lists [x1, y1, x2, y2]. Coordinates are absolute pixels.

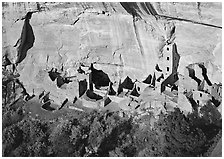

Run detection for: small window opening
[[167, 57, 169, 61], [167, 67, 169, 72], [200, 93, 202, 97], [167, 47, 169, 51]]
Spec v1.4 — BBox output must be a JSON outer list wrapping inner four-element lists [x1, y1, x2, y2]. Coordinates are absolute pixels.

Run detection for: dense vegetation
[[2, 100, 221, 157], [2, 69, 222, 157]]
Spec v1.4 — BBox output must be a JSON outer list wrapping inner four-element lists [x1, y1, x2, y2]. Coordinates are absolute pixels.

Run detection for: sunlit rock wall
[[2, 2, 222, 104]]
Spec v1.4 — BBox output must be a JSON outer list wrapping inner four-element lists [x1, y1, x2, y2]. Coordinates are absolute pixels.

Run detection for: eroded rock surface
[[2, 2, 222, 106]]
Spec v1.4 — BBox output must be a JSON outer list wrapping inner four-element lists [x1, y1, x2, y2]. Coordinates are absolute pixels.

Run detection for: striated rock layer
[[2, 2, 222, 105]]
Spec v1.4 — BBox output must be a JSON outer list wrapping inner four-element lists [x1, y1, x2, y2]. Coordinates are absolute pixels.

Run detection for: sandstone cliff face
[[2, 2, 222, 105]]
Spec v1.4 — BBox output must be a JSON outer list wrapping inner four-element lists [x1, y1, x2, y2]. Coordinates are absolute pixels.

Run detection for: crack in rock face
[[2, 2, 222, 111]]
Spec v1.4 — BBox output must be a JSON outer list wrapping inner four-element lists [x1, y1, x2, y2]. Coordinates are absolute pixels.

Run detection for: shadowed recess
[[121, 76, 134, 90], [108, 82, 116, 95], [77, 66, 85, 74], [56, 76, 72, 88], [86, 89, 103, 101], [48, 68, 60, 81], [143, 2, 158, 16], [79, 79, 87, 97], [130, 85, 140, 97], [155, 64, 162, 72], [90, 64, 111, 89], [143, 74, 152, 84], [117, 80, 123, 95], [198, 64, 212, 86], [157, 74, 164, 82], [41, 101, 56, 111], [211, 96, 221, 107], [120, 2, 142, 17], [187, 67, 201, 86], [58, 98, 68, 110], [14, 12, 35, 65]]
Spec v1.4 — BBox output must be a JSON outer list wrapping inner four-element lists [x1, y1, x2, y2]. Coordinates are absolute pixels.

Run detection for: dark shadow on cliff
[[187, 67, 201, 86], [143, 74, 152, 84], [157, 74, 164, 82], [86, 90, 103, 101], [48, 68, 72, 88], [130, 84, 140, 97], [211, 96, 221, 107], [120, 2, 142, 17], [171, 84, 178, 91], [56, 76, 72, 88], [121, 76, 134, 90], [155, 64, 162, 72], [185, 92, 198, 111], [77, 66, 85, 74], [90, 63, 111, 89], [117, 80, 123, 95], [48, 68, 60, 81], [14, 12, 35, 65], [2, 54, 12, 68], [79, 79, 87, 97], [41, 101, 56, 111], [198, 64, 212, 86], [58, 98, 68, 110], [108, 82, 116, 96], [141, 2, 158, 16], [117, 76, 135, 96]]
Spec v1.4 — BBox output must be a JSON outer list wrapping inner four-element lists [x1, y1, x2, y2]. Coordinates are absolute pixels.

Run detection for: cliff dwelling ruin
[[2, 2, 222, 157]]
